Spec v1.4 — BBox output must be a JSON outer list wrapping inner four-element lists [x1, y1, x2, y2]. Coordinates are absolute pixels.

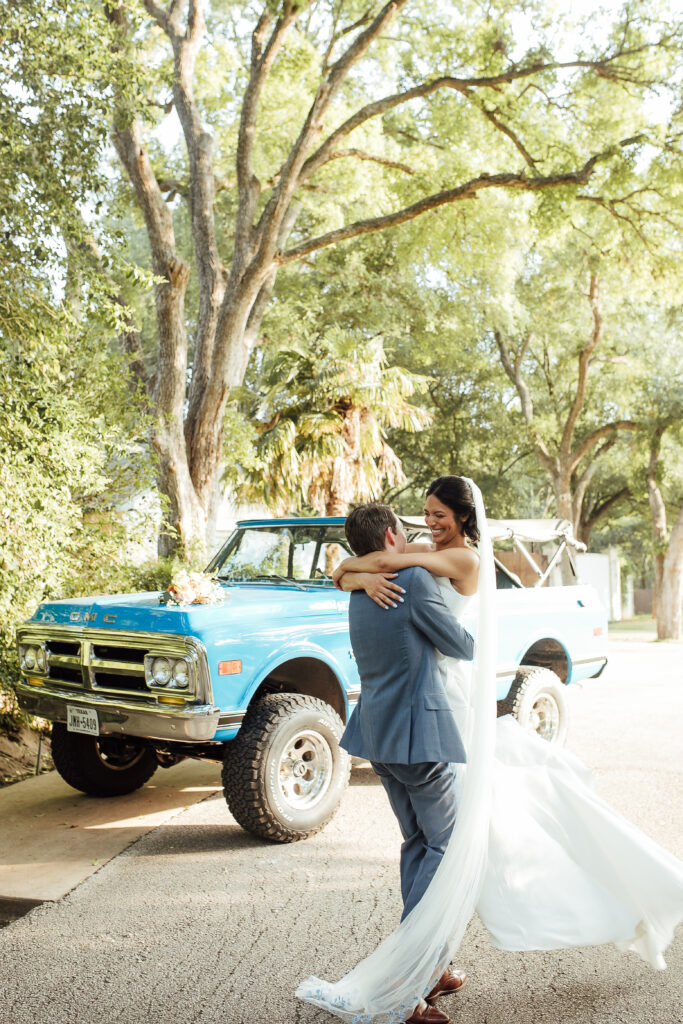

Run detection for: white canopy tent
[[399, 516, 586, 550], [398, 517, 586, 587]]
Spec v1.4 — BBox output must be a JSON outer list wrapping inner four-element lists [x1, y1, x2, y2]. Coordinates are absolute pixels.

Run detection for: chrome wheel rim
[[529, 693, 560, 741], [95, 739, 147, 771], [278, 730, 333, 809]]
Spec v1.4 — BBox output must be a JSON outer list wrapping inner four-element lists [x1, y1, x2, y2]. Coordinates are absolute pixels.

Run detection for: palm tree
[[235, 329, 431, 518]]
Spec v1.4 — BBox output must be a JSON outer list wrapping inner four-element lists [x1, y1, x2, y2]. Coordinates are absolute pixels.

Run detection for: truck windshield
[[209, 525, 354, 585]]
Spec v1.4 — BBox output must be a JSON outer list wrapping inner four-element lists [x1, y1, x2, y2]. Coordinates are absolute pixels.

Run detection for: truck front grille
[[45, 637, 84, 689], [92, 671, 149, 692], [48, 665, 83, 686], [17, 625, 211, 707], [89, 642, 148, 694], [92, 644, 146, 663], [47, 640, 80, 657], [20, 629, 191, 699]]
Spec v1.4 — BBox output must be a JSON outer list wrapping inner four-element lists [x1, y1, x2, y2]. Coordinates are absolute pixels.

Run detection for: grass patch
[[609, 615, 656, 634]]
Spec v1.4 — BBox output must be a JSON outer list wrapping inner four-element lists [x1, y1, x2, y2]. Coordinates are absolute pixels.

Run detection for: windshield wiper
[[250, 574, 307, 591]]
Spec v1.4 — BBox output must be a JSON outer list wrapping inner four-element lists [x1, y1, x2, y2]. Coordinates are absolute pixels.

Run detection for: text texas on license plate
[[67, 705, 99, 736]]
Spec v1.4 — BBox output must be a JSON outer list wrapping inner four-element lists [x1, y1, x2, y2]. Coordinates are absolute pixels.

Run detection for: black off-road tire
[[497, 665, 569, 745], [51, 723, 158, 797], [222, 693, 350, 843]]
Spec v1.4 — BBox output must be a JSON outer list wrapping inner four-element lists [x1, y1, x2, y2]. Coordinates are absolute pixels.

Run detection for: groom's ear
[[385, 525, 402, 550]]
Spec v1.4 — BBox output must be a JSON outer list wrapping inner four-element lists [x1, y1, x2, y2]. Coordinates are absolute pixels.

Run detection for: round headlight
[[171, 660, 189, 688], [36, 647, 47, 671], [152, 657, 172, 685], [24, 646, 37, 670]]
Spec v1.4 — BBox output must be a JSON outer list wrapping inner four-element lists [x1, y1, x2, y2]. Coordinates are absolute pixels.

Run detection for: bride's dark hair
[[426, 476, 480, 545]]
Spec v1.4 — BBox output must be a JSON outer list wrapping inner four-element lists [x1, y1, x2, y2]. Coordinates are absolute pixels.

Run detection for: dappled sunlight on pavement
[[0, 760, 221, 901]]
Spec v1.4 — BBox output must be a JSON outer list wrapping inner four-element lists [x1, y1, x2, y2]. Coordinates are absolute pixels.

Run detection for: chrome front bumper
[[17, 682, 221, 743]]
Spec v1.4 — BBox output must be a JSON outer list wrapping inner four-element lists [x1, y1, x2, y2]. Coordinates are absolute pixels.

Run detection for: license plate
[[67, 705, 99, 736]]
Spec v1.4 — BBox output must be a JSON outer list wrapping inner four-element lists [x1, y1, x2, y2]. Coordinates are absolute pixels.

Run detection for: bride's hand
[[361, 572, 405, 609]]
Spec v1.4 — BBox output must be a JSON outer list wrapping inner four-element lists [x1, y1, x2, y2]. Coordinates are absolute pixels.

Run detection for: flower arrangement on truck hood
[[161, 570, 224, 607]]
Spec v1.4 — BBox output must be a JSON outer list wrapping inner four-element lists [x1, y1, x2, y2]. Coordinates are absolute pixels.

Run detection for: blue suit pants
[[371, 760, 458, 921]]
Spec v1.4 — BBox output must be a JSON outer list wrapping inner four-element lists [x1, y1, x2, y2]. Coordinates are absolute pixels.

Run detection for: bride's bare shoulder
[[405, 541, 434, 552], [458, 546, 479, 568]]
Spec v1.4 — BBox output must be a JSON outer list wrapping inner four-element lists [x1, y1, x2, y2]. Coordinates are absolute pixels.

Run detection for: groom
[[338, 503, 474, 1024]]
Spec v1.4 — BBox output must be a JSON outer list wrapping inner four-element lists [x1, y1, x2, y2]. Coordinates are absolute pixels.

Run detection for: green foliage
[[0, 1, 166, 733], [230, 328, 431, 514], [1, 0, 140, 308], [0, 304, 159, 730]]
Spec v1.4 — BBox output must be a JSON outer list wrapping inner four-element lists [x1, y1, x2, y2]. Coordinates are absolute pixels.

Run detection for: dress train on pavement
[[436, 577, 683, 972]]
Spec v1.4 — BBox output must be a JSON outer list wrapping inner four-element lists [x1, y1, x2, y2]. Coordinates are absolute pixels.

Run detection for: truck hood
[[30, 584, 346, 635]]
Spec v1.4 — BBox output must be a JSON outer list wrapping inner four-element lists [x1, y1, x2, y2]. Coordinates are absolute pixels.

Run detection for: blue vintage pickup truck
[[16, 516, 607, 842]]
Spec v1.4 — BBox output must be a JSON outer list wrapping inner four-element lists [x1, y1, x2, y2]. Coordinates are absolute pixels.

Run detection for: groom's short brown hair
[[345, 503, 398, 556]]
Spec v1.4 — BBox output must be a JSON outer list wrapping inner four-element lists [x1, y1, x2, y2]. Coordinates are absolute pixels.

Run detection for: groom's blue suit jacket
[[340, 567, 474, 765]]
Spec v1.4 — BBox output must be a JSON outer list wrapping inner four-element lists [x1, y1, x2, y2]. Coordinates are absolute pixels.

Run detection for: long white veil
[[296, 479, 497, 1022]]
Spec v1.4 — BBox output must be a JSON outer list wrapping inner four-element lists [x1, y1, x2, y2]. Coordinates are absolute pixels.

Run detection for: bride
[[296, 476, 683, 1024]]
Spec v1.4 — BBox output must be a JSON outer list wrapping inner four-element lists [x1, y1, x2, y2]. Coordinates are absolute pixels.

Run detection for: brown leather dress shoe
[[405, 1001, 450, 1024], [426, 968, 467, 1002]]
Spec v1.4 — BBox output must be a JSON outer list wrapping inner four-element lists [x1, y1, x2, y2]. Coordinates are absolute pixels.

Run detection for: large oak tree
[[105, 0, 682, 555]]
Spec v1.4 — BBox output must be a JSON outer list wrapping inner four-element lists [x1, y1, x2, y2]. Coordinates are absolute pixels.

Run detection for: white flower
[[164, 570, 224, 607]]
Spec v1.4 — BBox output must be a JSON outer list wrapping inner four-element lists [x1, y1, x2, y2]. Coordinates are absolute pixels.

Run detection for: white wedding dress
[[434, 578, 683, 967], [297, 481, 683, 1023]]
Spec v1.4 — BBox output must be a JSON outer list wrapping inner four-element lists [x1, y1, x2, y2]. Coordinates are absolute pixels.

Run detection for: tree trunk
[[553, 471, 574, 525], [494, 283, 635, 548], [155, 431, 206, 559], [325, 408, 363, 518], [656, 505, 683, 640], [325, 493, 349, 517], [185, 273, 270, 516], [647, 429, 667, 620]]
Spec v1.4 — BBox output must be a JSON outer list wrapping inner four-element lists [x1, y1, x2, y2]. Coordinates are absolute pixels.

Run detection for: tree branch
[[493, 330, 555, 471], [157, 176, 188, 200], [234, 8, 299, 262], [572, 431, 624, 524], [560, 273, 601, 462], [569, 420, 639, 473], [146, 0, 230, 461], [572, 459, 600, 525], [279, 150, 628, 264], [321, 147, 416, 175], [299, 46, 651, 186], [576, 194, 655, 250], [142, 0, 174, 36], [255, 0, 409, 258], [583, 487, 631, 530], [574, 435, 619, 492], [498, 449, 534, 477], [466, 95, 538, 169], [323, 6, 375, 72], [106, 2, 189, 422], [186, 0, 202, 43]]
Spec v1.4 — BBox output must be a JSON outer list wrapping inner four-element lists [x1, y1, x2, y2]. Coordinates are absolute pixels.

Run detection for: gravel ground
[[0, 638, 681, 1024]]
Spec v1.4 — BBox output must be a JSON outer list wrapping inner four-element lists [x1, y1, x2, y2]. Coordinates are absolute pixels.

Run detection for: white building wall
[[210, 489, 269, 553], [576, 549, 622, 621]]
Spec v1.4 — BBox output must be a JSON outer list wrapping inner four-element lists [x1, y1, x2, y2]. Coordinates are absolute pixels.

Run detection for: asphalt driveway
[[0, 637, 681, 1024]]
